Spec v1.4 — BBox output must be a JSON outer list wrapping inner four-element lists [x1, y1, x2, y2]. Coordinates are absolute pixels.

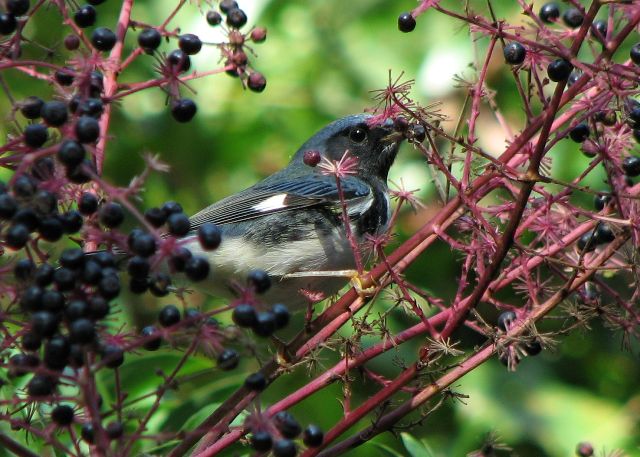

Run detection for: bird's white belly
[[183, 227, 358, 308]]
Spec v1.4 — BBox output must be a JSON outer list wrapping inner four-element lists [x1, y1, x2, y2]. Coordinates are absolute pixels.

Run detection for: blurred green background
[[1, 0, 639, 456]]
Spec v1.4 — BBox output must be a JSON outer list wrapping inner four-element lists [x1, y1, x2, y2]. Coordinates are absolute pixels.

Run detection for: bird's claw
[[350, 271, 378, 298]]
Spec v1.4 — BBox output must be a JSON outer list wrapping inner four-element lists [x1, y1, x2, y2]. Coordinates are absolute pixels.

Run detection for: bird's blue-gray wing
[[188, 175, 372, 229]]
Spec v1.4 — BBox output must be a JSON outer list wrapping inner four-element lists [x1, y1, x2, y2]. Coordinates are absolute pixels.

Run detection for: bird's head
[[291, 114, 404, 182]]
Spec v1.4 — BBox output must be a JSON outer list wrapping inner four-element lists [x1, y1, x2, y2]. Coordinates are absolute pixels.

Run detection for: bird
[[181, 113, 404, 308]]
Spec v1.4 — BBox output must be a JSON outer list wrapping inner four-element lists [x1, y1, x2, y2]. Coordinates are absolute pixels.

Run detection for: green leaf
[[401, 432, 435, 457], [367, 441, 406, 457]]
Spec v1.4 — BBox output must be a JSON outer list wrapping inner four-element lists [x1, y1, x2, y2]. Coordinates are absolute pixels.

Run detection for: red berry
[[303, 150, 321, 167], [247, 72, 266, 92]]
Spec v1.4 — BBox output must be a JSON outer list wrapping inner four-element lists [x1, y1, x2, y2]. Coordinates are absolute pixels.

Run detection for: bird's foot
[[272, 335, 295, 365], [348, 271, 378, 298], [283, 269, 378, 298]]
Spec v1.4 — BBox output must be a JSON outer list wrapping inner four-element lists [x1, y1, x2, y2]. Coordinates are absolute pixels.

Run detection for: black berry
[[179, 33, 202, 55], [397, 12, 416, 33], [9, 353, 39, 377], [167, 49, 191, 72], [562, 8, 584, 28], [78, 98, 104, 118], [226, 8, 247, 28], [248, 269, 270, 293], [89, 296, 110, 319], [7, 0, 30, 16], [21, 332, 41, 351], [577, 231, 597, 252], [162, 201, 183, 215], [273, 439, 297, 457], [13, 208, 38, 230], [75, 116, 100, 143], [219, 0, 238, 14], [78, 192, 99, 215], [547, 58, 573, 82], [60, 248, 84, 269], [81, 423, 95, 443], [141, 326, 162, 351], [39, 218, 63, 242], [54, 267, 76, 291], [99, 202, 124, 228], [233, 304, 257, 328], [159, 304, 181, 327], [217, 348, 239, 370], [539, 3, 559, 23], [51, 405, 75, 426], [65, 299, 90, 320], [594, 194, 611, 211], [206, 10, 222, 26], [622, 156, 640, 177], [594, 223, 615, 244], [20, 96, 44, 119], [251, 431, 273, 452], [24, 124, 48, 147], [41, 101, 68, 127], [129, 231, 157, 257], [244, 372, 267, 391], [30, 311, 59, 338], [106, 421, 123, 439], [274, 411, 301, 439], [184, 256, 210, 281], [0, 194, 17, 219], [102, 344, 124, 368], [74, 5, 96, 28], [503, 42, 526, 65], [60, 210, 83, 233], [144, 207, 167, 227], [0, 13, 17, 35], [57, 140, 85, 167], [569, 123, 589, 142], [197, 223, 222, 250], [44, 335, 71, 370], [524, 339, 543, 356], [14, 258, 35, 281], [12, 174, 36, 198], [138, 28, 162, 53], [171, 98, 197, 123], [303, 424, 324, 447], [20, 285, 43, 311], [27, 374, 56, 396], [631, 43, 640, 65], [38, 217, 64, 242], [6, 224, 30, 249], [497, 310, 517, 331], [98, 274, 120, 300], [70, 318, 96, 344], [591, 19, 607, 42], [167, 212, 190, 236], [92, 27, 116, 51]]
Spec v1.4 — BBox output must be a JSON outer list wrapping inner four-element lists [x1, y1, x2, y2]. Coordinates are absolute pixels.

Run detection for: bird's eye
[[349, 127, 367, 143]]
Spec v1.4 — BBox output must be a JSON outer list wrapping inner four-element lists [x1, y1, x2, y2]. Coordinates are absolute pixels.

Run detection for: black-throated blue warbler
[[184, 113, 404, 307]]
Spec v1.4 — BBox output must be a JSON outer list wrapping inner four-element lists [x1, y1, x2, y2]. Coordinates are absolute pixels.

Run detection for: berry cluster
[[248, 410, 324, 457], [0, 0, 296, 454]]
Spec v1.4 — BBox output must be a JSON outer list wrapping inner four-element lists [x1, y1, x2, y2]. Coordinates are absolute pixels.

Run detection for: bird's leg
[[282, 270, 378, 297], [271, 335, 295, 365]]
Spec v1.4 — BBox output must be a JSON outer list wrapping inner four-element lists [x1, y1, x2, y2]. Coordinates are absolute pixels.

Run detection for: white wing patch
[[252, 193, 288, 212]]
